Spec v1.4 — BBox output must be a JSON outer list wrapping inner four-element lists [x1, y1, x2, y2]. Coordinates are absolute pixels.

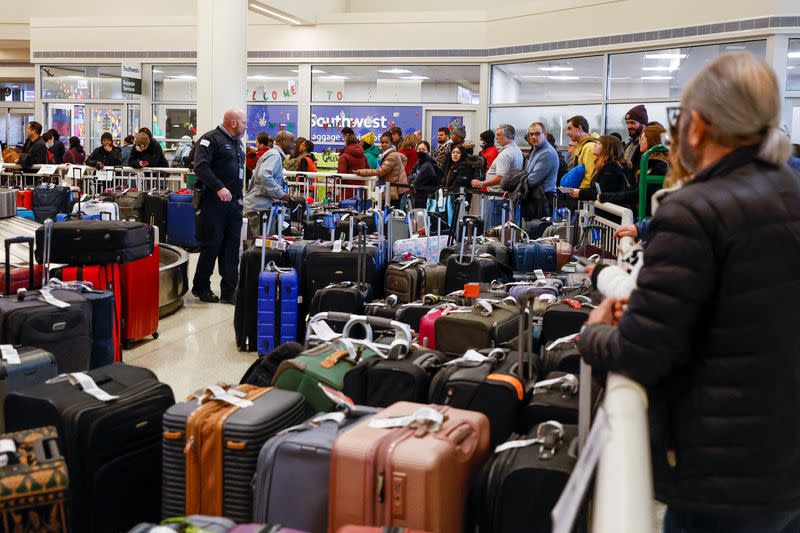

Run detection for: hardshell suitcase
[[73, 199, 120, 220], [0, 347, 57, 431], [119, 241, 160, 346], [161, 385, 307, 523], [0, 187, 16, 218], [5, 364, 175, 533], [166, 192, 200, 248], [258, 265, 300, 355], [328, 401, 490, 533], [0, 426, 69, 533], [35, 220, 155, 265], [16, 189, 33, 210], [16, 207, 35, 220], [252, 408, 378, 532], [33, 185, 71, 223]]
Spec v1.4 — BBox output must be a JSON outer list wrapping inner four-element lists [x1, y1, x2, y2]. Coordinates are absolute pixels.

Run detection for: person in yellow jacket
[[566, 115, 600, 188]]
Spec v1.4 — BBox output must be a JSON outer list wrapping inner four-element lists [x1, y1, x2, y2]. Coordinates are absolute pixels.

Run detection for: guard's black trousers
[[192, 198, 243, 299]]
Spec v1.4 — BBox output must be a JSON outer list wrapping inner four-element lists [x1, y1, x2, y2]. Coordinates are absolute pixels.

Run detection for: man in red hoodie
[[246, 131, 272, 172]]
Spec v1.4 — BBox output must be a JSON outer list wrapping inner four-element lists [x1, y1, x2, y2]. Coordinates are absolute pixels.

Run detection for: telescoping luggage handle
[[4, 236, 35, 295], [260, 203, 288, 272], [458, 215, 480, 263]]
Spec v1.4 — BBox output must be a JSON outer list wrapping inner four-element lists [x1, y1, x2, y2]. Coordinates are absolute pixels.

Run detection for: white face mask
[[479, 141, 486, 148]]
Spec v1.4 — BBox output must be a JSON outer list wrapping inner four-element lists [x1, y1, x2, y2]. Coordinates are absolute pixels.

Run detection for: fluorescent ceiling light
[[11, 85, 18, 88], [398, 75, 429, 80], [645, 53, 687, 59], [169, 75, 197, 80], [641, 76, 673, 80], [290, 69, 326, 74], [319, 75, 349, 80], [547, 75, 580, 80], [725, 45, 747, 50], [642, 66, 678, 72], [377, 68, 412, 74], [152, 69, 165, 73], [249, 2, 301, 25], [248, 75, 273, 80], [788, 66, 797, 70], [539, 66, 574, 72], [789, 52, 800, 59]]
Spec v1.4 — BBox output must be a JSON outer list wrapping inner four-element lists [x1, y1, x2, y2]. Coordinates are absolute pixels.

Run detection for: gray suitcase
[[0, 188, 15, 219], [128, 515, 236, 533], [252, 408, 378, 532], [0, 346, 57, 431], [162, 386, 308, 523]]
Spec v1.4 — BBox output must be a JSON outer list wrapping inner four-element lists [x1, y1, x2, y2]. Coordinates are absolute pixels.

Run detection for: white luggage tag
[[38, 288, 70, 309], [545, 333, 581, 352], [368, 406, 444, 433], [318, 384, 356, 412], [309, 320, 342, 343], [0, 345, 20, 365], [534, 269, 547, 281], [0, 439, 17, 467], [47, 372, 120, 402], [494, 421, 565, 453], [203, 385, 253, 408]]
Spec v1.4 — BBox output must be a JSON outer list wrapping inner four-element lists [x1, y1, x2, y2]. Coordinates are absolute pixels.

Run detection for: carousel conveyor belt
[[0, 216, 189, 318]]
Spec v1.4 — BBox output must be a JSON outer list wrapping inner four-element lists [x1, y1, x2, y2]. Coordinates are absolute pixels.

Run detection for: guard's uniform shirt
[[193, 126, 246, 201]]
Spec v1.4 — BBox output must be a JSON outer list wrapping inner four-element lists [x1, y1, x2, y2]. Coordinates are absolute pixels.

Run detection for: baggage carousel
[[0, 217, 189, 318]]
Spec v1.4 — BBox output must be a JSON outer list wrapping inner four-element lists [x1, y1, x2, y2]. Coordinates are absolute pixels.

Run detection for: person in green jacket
[[361, 131, 381, 169]]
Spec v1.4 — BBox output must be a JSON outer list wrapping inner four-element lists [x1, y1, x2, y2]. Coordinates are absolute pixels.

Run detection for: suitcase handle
[[341, 315, 413, 348], [4, 236, 35, 294]]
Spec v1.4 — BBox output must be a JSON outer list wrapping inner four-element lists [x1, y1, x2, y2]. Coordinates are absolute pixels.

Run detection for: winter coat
[[575, 134, 599, 188], [577, 161, 630, 201], [86, 146, 122, 168], [398, 147, 418, 177], [363, 143, 381, 169], [49, 139, 65, 164], [337, 143, 369, 174], [480, 145, 499, 171], [63, 147, 86, 165], [357, 148, 407, 200], [445, 157, 480, 189], [579, 145, 800, 514], [121, 145, 133, 166], [247, 146, 268, 172], [409, 153, 441, 208], [600, 158, 669, 213], [128, 143, 169, 169], [18, 137, 50, 170]]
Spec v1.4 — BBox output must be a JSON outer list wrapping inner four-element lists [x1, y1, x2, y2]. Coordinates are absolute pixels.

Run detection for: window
[[153, 105, 197, 149], [248, 65, 299, 102], [607, 40, 766, 100], [489, 105, 602, 148], [311, 65, 480, 104], [246, 104, 298, 144], [1, 82, 34, 102], [604, 102, 672, 139], [491, 56, 604, 104], [153, 66, 197, 102], [41, 66, 137, 100], [788, 39, 800, 92]]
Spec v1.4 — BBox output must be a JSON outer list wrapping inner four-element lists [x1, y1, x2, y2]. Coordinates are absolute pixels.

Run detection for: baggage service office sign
[[310, 105, 422, 147], [121, 63, 142, 95]]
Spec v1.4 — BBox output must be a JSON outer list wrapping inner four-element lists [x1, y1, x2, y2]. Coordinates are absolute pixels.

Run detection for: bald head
[[222, 108, 246, 138], [274, 130, 296, 155]]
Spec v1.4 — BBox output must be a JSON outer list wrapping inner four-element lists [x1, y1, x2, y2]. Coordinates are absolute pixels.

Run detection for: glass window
[[608, 40, 766, 100], [788, 39, 800, 92], [1, 82, 35, 102], [248, 65, 299, 102], [41, 66, 136, 100], [153, 65, 197, 102], [153, 104, 197, 150], [311, 65, 480, 104], [604, 102, 673, 139], [491, 56, 604, 105], [246, 104, 298, 144], [489, 104, 602, 148]]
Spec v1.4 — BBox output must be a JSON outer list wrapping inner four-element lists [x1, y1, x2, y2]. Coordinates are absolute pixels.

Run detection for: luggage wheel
[[153, 331, 159, 340]]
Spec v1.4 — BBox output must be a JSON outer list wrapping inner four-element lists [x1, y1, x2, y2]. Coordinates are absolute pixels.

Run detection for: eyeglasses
[[526, 132, 543, 139]]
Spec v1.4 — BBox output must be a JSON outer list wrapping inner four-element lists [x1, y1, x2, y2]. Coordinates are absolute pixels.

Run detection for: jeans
[[481, 197, 508, 228], [664, 507, 800, 533], [193, 199, 243, 299]]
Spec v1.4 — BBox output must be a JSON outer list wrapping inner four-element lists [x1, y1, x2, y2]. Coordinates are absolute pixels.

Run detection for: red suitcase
[[418, 304, 459, 349], [2, 236, 43, 295], [119, 242, 159, 347], [58, 263, 123, 362], [16, 189, 33, 210]]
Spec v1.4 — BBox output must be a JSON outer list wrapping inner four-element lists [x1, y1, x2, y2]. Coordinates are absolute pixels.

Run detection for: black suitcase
[[35, 220, 155, 265], [343, 347, 447, 407], [308, 282, 373, 326], [523, 371, 602, 430], [541, 334, 581, 374], [0, 287, 93, 373], [365, 297, 402, 320], [32, 185, 71, 223], [5, 364, 175, 533], [143, 190, 170, 243], [0, 347, 57, 431], [541, 299, 592, 346]]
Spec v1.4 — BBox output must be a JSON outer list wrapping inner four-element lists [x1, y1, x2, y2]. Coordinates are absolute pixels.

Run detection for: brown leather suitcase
[[328, 401, 490, 533]]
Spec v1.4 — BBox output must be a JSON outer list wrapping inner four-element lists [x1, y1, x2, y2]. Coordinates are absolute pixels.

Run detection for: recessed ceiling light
[[11, 85, 18, 88], [377, 68, 412, 74], [642, 66, 678, 72], [645, 53, 687, 59], [788, 66, 797, 70], [641, 76, 673, 80], [398, 75, 429, 80], [539, 66, 574, 72], [319, 75, 349, 80], [547, 75, 580, 81]]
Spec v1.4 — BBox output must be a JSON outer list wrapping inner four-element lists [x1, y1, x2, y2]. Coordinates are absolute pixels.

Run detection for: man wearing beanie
[[129, 132, 168, 168], [361, 131, 381, 169], [624, 104, 648, 170]]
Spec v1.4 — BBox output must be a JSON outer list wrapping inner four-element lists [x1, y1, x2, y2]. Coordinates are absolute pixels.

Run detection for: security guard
[[192, 108, 247, 304]]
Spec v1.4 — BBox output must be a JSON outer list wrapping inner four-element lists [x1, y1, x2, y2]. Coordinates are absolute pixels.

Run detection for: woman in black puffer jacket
[[570, 134, 631, 202], [444, 144, 481, 189]]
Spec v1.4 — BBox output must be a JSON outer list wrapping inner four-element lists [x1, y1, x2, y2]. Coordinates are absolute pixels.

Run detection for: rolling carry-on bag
[[115, 189, 146, 221], [252, 407, 378, 533], [0, 187, 16, 218], [0, 426, 69, 532], [328, 401, 491, 533], [119, 237, 160, 347], [161, 385, 307, 523], [1, 236, 43, 295], [166, 191, 199, 248], [0, 347, 57, 431], [417, 303, 460, 350], [72, 199, 120, 220], [433, 299, 519, 357], [143, 190, 170, 243], [443, 218, 511, 295], [5, 364, 175, 533], [523, 370, 601, 430], [384, 256, 447, 304], [540, 298, 592, 346], [35, 220, 155, 265], [32, 185, 71, 223]]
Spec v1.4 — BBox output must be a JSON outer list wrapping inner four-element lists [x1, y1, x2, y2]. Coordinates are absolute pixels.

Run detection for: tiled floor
[[126, 254, 255, 400]]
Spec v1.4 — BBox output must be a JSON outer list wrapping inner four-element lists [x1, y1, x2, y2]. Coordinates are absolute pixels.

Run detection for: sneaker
[[219, 295, 235, 305], [192, 288, 219, 303]]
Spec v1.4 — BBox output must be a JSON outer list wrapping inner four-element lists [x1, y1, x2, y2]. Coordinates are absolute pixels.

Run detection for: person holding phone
[[568, 135, 631, 201], [129, 132, 168, 169]]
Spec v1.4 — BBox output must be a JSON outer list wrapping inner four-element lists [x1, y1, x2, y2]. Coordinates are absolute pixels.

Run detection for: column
[[196, 0, 248, 136], [477, 62, 490, 137], [297, 63, 312, 140]]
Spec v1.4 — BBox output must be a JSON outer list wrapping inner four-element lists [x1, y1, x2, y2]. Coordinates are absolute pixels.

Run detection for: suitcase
[[365, 297, 402, 321], [523, 371, 602, 430], [384, 257, 446, 304], [166, 192, 199, 248], [506, 277, 563, 301], [512, 240, 573, 273], [119, 240, 160, 347], [434, 299, 520, 357], [143, 190, 170, 243], [116, 188, 146, 221], [16, 189, 33, 209], [343, 347, 447, 408], [0, 347, 57, 431], [161, 385, 307, 523], [5, 364, 175, 533], [418, 303, 460, 350], [0, 187, 16, 218], [240, 342, 305, 388], [304, 234, 379, 304], [229, 526, 308, 533], [328, 401, 490, 533], [72, 199, 120, 220], [1, 236, 44, 295], [129, 515, 237, 533], [0, 426, 69, 533], [16, 207, 35, 220], [541, 333, 582, 375], [252, 408, 378, 532], [32, 185, 71, 223], [56, 263, 123, 364], [34, 220, 155, 265], [541, 299, 592, 346]]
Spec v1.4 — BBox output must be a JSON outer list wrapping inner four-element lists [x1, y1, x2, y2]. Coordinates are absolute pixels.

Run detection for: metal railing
[[577, 200, 635, 258], [0, 163, 190, 191], [284, 170, 381, 209]]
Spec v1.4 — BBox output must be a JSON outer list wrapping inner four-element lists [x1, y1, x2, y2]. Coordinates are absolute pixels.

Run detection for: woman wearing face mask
[[409, 141, 441, 207], [478, 130, 498, 172]]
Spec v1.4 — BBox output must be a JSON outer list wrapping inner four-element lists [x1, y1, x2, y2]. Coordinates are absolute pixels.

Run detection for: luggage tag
[[203, 385, 254, 408], [534, 269, 547, 281], [495, 421, 565, 455], [38, 288, 71, 309], [0, 345, 20, 365], [0, 439, 17, 467], [369, 406, 444, 434], [47, 372, 120, 402], [309, 320, 342, 343], [318, 384, 356, 413], [546, 333, 580, 352], [533, 373, 578, 396]]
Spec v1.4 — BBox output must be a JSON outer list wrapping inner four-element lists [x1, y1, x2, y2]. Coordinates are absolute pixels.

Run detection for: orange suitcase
[[328, 401, 490, 533]]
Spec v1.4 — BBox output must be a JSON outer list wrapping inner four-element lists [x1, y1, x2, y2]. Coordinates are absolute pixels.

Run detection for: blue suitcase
[[513, 242, 558, 272], [166, 192, 199, 248], [16, 208, 34, 220], [257, 265, 300, 356]]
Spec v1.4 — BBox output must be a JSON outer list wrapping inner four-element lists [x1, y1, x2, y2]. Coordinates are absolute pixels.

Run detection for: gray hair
[[681, 51, 791, 165], [496, 124, 516, 140]]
